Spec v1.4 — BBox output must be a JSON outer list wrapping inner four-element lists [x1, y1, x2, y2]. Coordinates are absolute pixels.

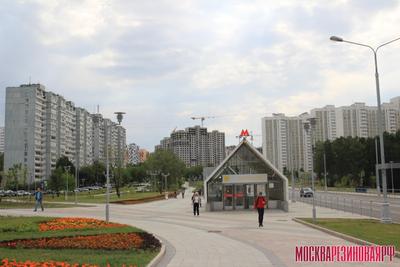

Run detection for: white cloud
[[1, 0, 400, 150]]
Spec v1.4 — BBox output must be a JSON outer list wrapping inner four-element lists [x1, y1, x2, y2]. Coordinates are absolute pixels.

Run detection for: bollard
[[360, 199, 362, 216]]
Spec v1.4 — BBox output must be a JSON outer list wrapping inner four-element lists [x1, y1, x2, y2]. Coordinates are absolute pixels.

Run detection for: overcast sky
[[1, 0, 400, 150]]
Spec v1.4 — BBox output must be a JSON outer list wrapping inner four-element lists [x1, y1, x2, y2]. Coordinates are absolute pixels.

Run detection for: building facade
[[155, 126, 225, 167], [127, 143, 140, 165], [262, 113, 311, 172], [262, 98, 400, 173], [138, 148, 150, 163], [0, 127, 4, 153], [4, 84, 126, 183]]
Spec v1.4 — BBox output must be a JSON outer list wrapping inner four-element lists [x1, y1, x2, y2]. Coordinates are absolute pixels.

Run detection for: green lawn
[[0, 216, 159, 266], [2, 189, 160, 204], [301, 218, 400, 250], [0, 200, 86, 209]]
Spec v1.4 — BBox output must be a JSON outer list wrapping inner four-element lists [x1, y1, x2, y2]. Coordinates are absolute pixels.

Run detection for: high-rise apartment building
[[155, 126, 225, 167], [138, 148, 150, 163], [262, 113, 311, 172], [91, 114, 126, 167], [262, 98, 400, 173], [127, 143, 140, 165], [0, 127, 4, 153], [4, 84, 126, 183], [312, 99, 400, 142]]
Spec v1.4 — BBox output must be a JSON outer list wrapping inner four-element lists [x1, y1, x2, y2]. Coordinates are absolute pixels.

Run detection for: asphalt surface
[[291, 188, 400, 223]]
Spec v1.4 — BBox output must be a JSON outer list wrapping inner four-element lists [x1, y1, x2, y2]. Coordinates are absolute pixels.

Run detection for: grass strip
[[301, 218, 400, 250]]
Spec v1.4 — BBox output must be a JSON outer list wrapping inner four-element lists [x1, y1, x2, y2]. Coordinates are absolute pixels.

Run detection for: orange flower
[[0, 259, 138, 267], [39, 218, 125, 232], [0, 233, 143, 250]]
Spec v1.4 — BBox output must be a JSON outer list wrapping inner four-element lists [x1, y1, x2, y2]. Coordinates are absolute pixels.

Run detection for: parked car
[[4, 190, 16, 197], [300, 187, 314, 198]]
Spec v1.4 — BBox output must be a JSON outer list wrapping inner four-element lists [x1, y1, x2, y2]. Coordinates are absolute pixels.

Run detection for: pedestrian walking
[[181, 190, 185, 199], [254, 192, 266, 227], [33, 187, 44, 212], [192, 192, 201, 216]]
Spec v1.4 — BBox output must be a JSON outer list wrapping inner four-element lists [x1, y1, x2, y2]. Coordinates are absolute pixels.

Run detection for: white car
[[300, 187, 314, 197]]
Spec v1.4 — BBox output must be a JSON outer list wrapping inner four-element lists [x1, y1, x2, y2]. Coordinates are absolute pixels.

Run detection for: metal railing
[[291, 192, 400, 223]]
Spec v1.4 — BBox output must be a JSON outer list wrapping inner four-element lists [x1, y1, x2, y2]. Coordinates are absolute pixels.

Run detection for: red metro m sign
[[239, 129, 250, 138]]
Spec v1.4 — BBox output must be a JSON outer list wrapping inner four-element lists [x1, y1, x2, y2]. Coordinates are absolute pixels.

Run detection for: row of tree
[[46, 149, 202, 197], [312, 131, 400, 188]]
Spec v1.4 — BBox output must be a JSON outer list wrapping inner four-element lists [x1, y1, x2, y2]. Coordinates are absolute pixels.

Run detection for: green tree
[[146, 150, 186, 193], [184, 165, 203, 179], [56, 156, 75, 175], [48, 167, 64, 193]]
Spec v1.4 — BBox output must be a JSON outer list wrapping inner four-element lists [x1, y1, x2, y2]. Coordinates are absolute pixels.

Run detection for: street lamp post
[[375, 137, 381, 197], [75, 153, 78, 205], [330, 35, 400, 223], [304, 118, 317, 222], [390, 161, 394, 194], [323, 151, 327, 192], [161, 173, 170, 199], [103, 112, 125, 223], [64, 166, 71, 201], [105, 120, 111, 222]]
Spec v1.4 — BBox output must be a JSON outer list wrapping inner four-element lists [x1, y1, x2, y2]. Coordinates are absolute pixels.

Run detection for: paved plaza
[[2, 188, 399, 267]]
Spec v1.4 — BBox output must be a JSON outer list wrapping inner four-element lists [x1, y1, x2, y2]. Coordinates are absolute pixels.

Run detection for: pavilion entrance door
[[234, 184, 245, 209], [223, 185, 233, 210]]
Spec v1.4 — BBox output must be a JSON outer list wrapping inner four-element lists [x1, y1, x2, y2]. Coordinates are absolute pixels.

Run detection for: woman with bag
[[254, 192, 266, 227]]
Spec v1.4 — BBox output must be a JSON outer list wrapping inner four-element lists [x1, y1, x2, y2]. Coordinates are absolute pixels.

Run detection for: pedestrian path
[[2, 187, 399, 267]]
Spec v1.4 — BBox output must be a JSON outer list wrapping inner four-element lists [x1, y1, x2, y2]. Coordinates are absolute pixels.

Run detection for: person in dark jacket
[[34, 187, 44, 212], [192, 192, 201, 216], [254, 192, 266, 227]]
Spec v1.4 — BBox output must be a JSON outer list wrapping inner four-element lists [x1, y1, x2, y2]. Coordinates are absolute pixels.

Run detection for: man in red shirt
[[254, 192, 266, 227]]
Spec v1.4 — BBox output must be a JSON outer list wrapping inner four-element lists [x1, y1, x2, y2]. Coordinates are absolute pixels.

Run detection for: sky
[[1, 0, 400, 151]]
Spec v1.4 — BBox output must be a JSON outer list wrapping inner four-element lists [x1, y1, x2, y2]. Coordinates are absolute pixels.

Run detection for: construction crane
[[190, 116, 216, 127]]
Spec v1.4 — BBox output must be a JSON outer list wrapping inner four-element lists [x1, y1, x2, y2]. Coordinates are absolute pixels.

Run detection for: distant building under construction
[[155, 126, 225, 167]]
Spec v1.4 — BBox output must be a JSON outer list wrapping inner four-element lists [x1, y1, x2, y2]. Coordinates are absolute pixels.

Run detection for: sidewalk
[[2, 189, 398, 267]]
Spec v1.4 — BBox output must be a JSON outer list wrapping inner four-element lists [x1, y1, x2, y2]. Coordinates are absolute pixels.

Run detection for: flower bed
[[1, 258, 138, 267], [39, 218, 126, 232], [0, 232, 160, 251], [0, 217, 161, 266]]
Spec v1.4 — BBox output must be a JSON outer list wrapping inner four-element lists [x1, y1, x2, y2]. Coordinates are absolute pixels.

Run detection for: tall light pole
[[105, 119, 111, 222], [390, 161, 394, 194], [330, 35, 400, 223], [323, 151, 327, 192], [304, 118, 316, 222], [375, 137, 381, 197], [115, 112, 125, 198], [161, 173, 170, 199], [75, 143, 79, 205], [103, 112, 125, 223], [64, 165, 71, 201]]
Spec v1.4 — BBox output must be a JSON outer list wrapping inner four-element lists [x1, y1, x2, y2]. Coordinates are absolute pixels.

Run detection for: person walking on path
[[192, 192, 201, 216], [254, 192, 266, 227], [181, 190, 185, 199], [33, 187, 44, 212]]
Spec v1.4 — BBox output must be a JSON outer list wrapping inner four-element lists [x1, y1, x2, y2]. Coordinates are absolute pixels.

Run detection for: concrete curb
[[293, 218, 400, 258], [147, 234, 166, 267]]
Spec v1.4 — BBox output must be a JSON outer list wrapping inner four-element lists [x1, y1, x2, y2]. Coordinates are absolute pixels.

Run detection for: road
[[291, 188, 400, 223], [2, 188, 399, 267]]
